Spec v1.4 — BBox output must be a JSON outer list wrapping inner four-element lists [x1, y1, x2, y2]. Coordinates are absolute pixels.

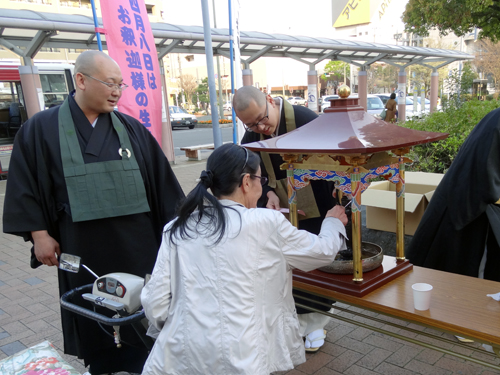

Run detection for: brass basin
[[318, 242, 383, 274]]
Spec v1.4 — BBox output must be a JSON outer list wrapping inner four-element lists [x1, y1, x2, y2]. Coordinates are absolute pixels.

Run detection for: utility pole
[[177, 54, 184, 106]]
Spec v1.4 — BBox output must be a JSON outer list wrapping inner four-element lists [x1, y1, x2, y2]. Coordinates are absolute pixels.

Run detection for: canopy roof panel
[[243, 98, 449, 155], [0, 9, 473, 68]]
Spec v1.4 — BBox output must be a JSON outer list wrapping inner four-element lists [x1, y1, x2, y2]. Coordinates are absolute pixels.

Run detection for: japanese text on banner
[[101, 0, 162, 146]]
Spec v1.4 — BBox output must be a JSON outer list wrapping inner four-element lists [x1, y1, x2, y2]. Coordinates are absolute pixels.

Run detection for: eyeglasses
[[81, 73, 129, 91], [250, 175, 268, 185], [243, 100, 269, 132], [241, 147, 249, 172]]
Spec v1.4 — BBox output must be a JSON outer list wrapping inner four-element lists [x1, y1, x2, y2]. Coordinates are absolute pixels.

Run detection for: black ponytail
[[168, 143, 260, 245]]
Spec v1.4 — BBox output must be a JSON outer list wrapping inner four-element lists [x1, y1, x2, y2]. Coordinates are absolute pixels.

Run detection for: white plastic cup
[[412, 283, 433, 310]]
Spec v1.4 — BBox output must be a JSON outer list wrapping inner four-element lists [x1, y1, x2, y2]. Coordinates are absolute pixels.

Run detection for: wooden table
[[293, 256, 500, 369]]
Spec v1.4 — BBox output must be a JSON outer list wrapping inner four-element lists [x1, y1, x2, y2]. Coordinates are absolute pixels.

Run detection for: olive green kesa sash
[[58, 99, 150, 222], [260, 99, 320, 220]]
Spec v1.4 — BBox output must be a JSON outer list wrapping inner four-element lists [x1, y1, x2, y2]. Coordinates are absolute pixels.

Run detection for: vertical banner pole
[[90, 0, 103, 51], [228, 0, 237, 144]]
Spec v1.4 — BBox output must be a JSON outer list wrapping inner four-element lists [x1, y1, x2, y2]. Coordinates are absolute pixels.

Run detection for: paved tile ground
[[0, 154, 499, 374]]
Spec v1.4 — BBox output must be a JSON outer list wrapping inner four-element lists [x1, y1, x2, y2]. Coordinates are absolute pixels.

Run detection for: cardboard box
[[361, 172, 444, 235]]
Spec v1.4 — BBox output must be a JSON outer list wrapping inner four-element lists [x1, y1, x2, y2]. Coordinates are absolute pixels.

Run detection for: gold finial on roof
[[338, 84, 351, 98]]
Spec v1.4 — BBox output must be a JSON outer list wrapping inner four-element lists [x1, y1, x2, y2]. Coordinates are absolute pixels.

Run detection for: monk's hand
[[266, 191, 281, 210], [326, 205, 348, 226], [32, 230, 61, 267]]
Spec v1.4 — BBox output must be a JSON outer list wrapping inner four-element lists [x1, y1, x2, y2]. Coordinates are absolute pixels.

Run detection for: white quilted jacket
[[141, 199, 346, 375]]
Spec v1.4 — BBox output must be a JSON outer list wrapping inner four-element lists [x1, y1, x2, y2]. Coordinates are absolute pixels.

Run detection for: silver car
[[349, 94, 385, 115], [169, 106, 198, 129], [319, 95, 339, 112]]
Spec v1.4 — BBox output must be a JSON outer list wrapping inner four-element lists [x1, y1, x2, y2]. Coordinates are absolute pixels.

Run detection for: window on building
[[40, 73, 71, 109], [0, 81, 27, 139], [40, 47, 61, 53]]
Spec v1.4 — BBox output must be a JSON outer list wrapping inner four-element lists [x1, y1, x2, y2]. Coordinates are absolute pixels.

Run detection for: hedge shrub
[[402, 99, 500, 173]]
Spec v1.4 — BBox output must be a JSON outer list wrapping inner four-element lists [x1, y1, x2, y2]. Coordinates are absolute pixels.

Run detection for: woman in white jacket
[[141, 143, 347, 375]]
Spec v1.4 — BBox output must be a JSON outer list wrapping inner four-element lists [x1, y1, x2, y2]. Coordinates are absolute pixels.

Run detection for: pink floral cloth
[[0, 341, 80, 375]]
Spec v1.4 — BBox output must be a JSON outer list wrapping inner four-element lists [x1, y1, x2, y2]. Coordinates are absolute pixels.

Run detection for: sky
[[160, 0, 412, 87], [161, 0, 356, 39]]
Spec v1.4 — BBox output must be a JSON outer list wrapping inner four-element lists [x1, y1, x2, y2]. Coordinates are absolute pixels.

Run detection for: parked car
[[366, 95, 385, 115], [223, 102, 232, 111], [286, 96, 306, 106], [169, 105, 197, 129], [349, 94, 386, 116], [412, 96, 442, 112], [319, 95, 339, 112]]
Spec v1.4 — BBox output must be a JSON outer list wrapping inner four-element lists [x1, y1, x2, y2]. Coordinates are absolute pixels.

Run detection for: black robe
[[242, 102, 336, 314], [3, 95, 185, 374], [407, 107, 500, 282]]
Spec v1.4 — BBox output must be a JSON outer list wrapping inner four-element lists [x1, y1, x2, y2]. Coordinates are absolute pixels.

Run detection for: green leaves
[[403, 0, 500, 41], [322, 61, 350, 82], [404, 99, 500, 173]]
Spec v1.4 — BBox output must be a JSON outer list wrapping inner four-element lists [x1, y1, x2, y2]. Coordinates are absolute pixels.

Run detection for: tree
[[474, 39, 500, 88], [180, 74, 198, 106], [195, 77, 210, 112], [443, 62, 478, 108], [323, 61, 350, 81], [403, 0, 500, 41], [322, 61, 350, 93], [367, 64, 398, 93]]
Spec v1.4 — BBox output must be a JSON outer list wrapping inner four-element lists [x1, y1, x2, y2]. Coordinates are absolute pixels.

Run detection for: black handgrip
[[60, 284, 146, 326]]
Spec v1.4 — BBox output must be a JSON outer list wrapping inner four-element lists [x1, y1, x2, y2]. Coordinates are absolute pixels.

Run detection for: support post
[[420, 83, 426, 116], [430, 70, 439, 113], [18, 65, 43, 117], [358, 69, 367, 111], [413, 83, 418, 116], [307, 69, 319, 113], [201, 0, 222, 148], [398, 68, 407, 122], [159, 58, 176, 162], [351, 166, 363, 282], [242, 69, 253, 86]]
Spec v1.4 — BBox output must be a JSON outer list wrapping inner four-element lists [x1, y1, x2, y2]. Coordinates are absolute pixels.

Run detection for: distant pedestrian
[[384, 92, 397, 123]]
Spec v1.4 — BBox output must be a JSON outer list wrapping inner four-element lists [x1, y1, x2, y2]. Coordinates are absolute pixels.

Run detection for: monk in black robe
[[407, 107, 500, 282], [3, 51, 184, 374]]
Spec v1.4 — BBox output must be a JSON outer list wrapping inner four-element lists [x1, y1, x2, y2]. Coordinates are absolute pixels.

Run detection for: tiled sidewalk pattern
[[0, 156, 499, 374]]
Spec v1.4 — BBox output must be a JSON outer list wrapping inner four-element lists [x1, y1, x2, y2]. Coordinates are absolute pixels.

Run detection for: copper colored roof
[[243, 98, 449, 155]]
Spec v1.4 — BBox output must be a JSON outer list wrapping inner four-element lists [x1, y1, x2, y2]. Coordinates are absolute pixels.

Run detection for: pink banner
[[101, 0, 162, 146]]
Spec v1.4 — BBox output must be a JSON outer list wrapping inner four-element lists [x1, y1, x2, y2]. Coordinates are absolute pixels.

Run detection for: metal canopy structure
[[0, 9, 474, 69]]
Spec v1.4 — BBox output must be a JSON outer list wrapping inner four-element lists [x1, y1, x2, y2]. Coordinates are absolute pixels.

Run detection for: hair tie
[[199, 170, 214, 188]]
